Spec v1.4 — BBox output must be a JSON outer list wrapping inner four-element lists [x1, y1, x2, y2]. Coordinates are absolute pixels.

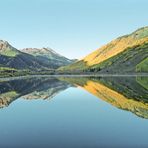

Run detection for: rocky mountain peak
[[22, 47, 55, 53], [0, 40, 10, 50]]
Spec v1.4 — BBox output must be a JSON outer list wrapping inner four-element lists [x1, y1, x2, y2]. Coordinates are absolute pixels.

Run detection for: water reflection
[[0, 76, 148, 118], [60, 76, 148, 118], [0, 77, 72, 108]]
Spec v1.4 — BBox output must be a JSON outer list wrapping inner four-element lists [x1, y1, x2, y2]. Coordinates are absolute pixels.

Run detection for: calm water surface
[[0, 76, 148, 148]]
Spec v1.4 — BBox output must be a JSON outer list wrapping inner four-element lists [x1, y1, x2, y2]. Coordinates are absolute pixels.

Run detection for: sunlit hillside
[[59, 26, 148, 74]]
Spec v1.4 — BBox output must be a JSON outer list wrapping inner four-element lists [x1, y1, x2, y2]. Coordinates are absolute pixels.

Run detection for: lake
[[0, 76, 148, 148]]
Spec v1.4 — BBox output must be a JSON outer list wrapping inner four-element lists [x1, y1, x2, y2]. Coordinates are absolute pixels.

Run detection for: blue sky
[[0, 0, 148, 59]]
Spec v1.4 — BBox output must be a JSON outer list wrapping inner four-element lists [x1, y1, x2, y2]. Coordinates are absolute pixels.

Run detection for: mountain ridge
[[22, 47, 75, 68], [0, 40, 75, 73], [59, 26, 148, 74]]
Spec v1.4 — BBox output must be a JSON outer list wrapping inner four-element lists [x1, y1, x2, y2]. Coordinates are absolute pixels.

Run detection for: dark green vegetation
[[0, 68, 56, 78]]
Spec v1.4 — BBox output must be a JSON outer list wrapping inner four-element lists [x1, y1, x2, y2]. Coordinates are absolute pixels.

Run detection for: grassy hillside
[[136, 57, 148, 72], [0, 49, 19, 57], [59, 27, 148, 74], [83, 26, 148, 66], [59, 41, 148, 74], [87, 41, 148, 74], [58, 60, 88, 73]]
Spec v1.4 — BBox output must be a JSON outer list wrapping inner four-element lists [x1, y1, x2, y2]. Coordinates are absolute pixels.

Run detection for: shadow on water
[[0, 75, 148, 118]]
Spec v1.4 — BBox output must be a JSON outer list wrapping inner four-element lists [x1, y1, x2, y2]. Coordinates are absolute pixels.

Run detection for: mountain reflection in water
[[0, 76, 148, 119]]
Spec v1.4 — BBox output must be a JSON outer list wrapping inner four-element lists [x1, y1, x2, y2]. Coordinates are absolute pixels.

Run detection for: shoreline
[[0, 73, 148, 81]]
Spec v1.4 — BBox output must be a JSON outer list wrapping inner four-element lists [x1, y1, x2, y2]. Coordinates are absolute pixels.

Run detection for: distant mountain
[[59, 26, 148, 74], [22, 47, 75, 69], [0, 40, 49, 70], [0, 40, 75, 75]]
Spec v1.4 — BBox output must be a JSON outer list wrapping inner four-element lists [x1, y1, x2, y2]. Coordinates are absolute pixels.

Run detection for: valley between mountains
[[0, 26, 148, 77]]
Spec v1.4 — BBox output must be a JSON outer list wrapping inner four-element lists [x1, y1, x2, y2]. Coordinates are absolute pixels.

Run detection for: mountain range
[[0, 26, 148, 77], [22, 47, 76, 69], [0, 40, 75, 76]]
